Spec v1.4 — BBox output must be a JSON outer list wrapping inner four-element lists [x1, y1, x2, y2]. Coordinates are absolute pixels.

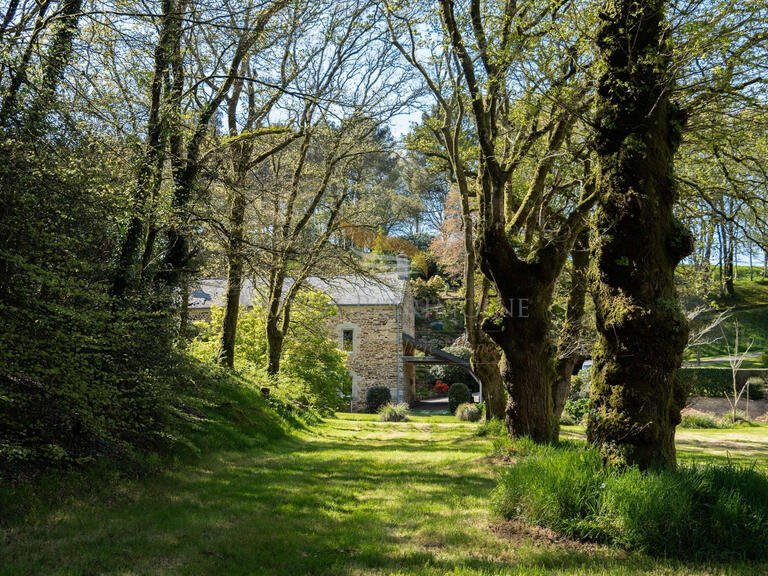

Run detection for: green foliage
[[409, 275, 446, 302], [679, 368, 767, 400], [378, 402, 410, 422], [448, 383, 472, 413], [0, 357, 295, 523], [366, 386, 392, 413], [492, 441, 768, 561], [190, 292, 351, 415], [762, 351, 768, 366], [455, 402, 482, 422], [0, 136, 177, 479], [429, 346, 472, 386], [475, 417, 505, 437], [563, 398, 590, 424]]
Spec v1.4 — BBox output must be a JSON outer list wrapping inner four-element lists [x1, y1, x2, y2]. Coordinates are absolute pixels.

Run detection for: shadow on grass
[[2, 418, 766, 575]]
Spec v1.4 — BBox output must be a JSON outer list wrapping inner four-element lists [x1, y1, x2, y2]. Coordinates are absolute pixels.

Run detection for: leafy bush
[[410, 275, 446, 303], [448, 383, 472, 413], [190, 292, 351, 415], [366, 386, 392, 413], [378, 402, 410, 422], [559, 412, 576, 426], [569, 371, 590, 400], [679, 367, 767, 400], [680, 410, 724, 429], [492, 442, 768, 560], [455, 402, 483, 422], [763, 351, 768, 366], [563, 398, 589, 424], [429, 346, 472, 387]]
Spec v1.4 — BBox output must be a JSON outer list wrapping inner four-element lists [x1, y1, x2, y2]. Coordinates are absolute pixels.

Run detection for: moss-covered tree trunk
[[481, 249, 561, 442], [588, 0, 693, 469]]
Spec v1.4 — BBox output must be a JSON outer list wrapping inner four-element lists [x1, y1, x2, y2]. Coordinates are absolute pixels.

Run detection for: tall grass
[[492, 441, 768, 561]]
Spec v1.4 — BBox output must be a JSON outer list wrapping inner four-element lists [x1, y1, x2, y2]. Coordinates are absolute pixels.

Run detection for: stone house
[[188, 263, 416, 411]]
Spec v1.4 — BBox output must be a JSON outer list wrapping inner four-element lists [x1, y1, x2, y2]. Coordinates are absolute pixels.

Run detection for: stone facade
[[332, 285, 415, 412]]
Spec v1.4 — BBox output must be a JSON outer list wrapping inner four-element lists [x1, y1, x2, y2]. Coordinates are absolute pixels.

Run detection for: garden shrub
[[448, 383, 472, 413], [559, 412, 576, 425], [379, 402, 410, 422], [492, 441, 768, 560], [410, 275, 446, 303], [455, 402, 482, 422], [366, 386, 392, 413]]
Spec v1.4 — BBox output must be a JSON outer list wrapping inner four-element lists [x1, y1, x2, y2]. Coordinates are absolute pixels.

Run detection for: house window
[[342, 329, 354, 352]]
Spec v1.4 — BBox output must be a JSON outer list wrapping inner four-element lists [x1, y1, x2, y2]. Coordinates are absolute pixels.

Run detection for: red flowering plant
[[434, 380, 449, 393]]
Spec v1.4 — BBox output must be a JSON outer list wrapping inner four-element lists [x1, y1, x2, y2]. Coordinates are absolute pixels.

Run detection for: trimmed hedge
[[678, 368, 767, 400], [366, 386, 391, 413], [448, 383, 472, 413]]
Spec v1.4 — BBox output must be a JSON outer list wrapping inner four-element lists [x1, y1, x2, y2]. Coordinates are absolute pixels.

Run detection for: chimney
[[396, 254, 410, 280]]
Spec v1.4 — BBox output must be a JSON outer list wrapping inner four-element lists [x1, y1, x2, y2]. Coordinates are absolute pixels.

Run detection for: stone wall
[[331, 305, 400, 411]]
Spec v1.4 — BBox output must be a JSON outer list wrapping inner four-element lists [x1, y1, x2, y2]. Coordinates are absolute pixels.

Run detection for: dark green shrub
[[378, 402, 409, 422], [366, 386, 392, 413], [762, 351, 768, 366], [455, 402, 482, 422], [492, 442, 768, 561], [448, 382, 472, 413], [429, 346, 472, 387]]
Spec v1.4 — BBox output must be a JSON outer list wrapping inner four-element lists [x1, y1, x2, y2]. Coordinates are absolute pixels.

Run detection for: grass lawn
[[3, 415, 768, 575]]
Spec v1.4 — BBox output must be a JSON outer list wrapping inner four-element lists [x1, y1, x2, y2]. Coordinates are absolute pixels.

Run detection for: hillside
[[697, 279, 768, 360]]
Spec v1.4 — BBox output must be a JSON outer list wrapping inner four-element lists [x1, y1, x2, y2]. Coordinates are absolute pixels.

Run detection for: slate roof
[[189, 273, 407, 309]]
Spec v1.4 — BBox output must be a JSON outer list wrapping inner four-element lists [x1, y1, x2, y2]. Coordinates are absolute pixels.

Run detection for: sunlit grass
[[2, 417, 768, 574]]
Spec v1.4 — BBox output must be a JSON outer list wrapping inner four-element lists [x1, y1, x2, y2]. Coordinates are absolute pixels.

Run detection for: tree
[[587, 0, 693, 469], [432, 0, 597, 440]]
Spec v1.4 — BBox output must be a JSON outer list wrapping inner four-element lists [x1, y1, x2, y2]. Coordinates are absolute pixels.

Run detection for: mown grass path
[[3, 415, 768, 575]]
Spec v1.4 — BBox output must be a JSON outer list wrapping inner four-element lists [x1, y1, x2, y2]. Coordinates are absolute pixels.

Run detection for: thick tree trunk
[[553, 232, 589, 424], [483, 274, 559, 442], [588, 0, 693, 469], [472, 335, 506, 420]]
